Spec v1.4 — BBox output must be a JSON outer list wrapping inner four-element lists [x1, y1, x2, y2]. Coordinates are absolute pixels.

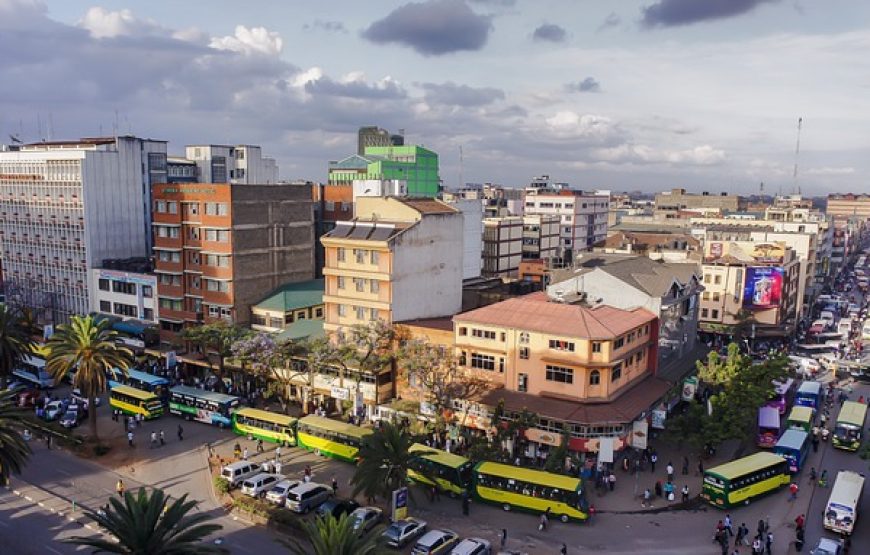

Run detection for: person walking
[[274, 460, 282, 475], [177, 424, 184, 441], [539, 510, 549, 531], [242, 447, 249, 461], [666, 462, 675, 482], [650, 452, 658, 473], [462, 493, 470, 516], [608, 472, 615, 491], [159, 430, 165, 446], [150, 431, 157, 448], [682, 456, 689, 475], [765, 531, 773, 555], [116, 479, 125, 496], [751, 537, 762, 555], [697, 458, 704, 477], [724, 514, 734, 536], [735, 523, 746, 547], [642, 488, 651, 507], [127, 430, 134, 447], [331, 476, 338, 494], [654, 480, 663, 498], [256, 438, 264, 453], [794, 513, 805, 531], [560, 543, 567, 555], [788, 482, 799, 501], [500, 529, 507, 550]]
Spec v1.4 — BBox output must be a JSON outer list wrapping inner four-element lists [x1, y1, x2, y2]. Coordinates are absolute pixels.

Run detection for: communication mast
[[792, 117, 802, 195]]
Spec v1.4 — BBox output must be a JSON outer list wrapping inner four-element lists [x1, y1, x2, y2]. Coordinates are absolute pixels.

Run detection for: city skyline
[[1, 0, 868, 194]]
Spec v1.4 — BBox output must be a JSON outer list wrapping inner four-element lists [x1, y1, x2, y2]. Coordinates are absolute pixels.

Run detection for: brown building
[[654, 188, 743, 217], [152, 182, 314, 344], [827, 194, 870, 220]]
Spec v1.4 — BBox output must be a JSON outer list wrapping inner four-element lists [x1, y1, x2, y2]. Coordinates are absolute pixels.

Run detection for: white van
[[819, 311, 836, 325], [824, 470, 864, 535], [240, 473, 285, 498], [838, 321, 852, 339], [220, 461, 260, 488], [788, 356, 821, 377], [285, 482, 332, 513]]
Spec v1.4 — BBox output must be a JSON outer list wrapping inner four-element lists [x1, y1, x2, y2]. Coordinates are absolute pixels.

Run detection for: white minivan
[[220, 461, 260, 488], [824, 470, 864, 535], [240, 473, 285, 498]]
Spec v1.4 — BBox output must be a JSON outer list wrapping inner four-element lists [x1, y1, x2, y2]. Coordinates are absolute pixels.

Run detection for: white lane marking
[[43, 545, 63, 555], [0, 519, 9, 527]]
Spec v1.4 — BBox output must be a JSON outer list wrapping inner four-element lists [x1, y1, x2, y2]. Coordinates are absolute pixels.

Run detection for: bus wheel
[[502, 504, 511, 512], [560, 514, 569, 523]]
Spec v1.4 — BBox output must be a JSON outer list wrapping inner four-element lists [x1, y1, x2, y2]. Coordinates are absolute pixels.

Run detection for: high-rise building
[[521, 214, 560, 261], [826, 194, 870, 220], [328, 145, 440, 198], [184, 144, 278, 185], [482, 217, 522, 278], [524, 187, 609, 263], [0, 136, 166, 323], [152, 182, 313, 343]]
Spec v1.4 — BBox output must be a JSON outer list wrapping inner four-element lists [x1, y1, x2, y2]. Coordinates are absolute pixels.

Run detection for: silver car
[[382, 518, 427, 549], [350, 506, 383, 535], [265, 480, 301, 506]]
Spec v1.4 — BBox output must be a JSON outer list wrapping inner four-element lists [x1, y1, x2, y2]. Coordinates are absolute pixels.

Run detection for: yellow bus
[[701, 452, 790, 508], [786, 405, 814, 433], [833, 401, 868, 451], [109, 385, 163, 419], [472, 461, 588, 523], [407, 443, 473, 497], [296, 415, 373, 463], [231, 407, 297, 446]]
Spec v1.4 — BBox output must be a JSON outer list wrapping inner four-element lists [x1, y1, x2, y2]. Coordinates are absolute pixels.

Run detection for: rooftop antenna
[[459, 145, 464, 189], [792, 117, 802, 196]]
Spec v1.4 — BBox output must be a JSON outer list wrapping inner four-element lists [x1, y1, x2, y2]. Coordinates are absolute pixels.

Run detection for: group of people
[[714, 517, 773, 555]]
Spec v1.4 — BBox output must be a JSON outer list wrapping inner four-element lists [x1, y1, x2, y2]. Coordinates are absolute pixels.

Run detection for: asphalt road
[[0, 487, 98, 554]]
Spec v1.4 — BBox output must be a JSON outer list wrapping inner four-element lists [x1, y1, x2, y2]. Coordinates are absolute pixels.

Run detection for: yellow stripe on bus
[[234, 422, 294, 444], [475, 485, 587, 520], [727, 474, 791, 505], [297, 432, 359, 461]]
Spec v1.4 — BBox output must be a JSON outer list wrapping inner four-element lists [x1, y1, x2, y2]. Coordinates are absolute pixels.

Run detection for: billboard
[[743, 266, 785, 309]]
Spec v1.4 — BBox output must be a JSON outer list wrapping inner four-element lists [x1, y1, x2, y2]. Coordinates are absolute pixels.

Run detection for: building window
[[714, 275, 722, 285], [314, 307, 323, 318], [545, 365, 573, 384], [519, 332, 529, 344], [704, 274, 711, 284], [712, 292, 720, 302], [548, 339, 575, 352], [142, 285, 153, 298], [99, 300, 111, 313], [370, 279, 380, 294], [158, 298, 183, 311], [518, 373, 528, 393], [701, 308, 709, 318], [167, 201, 178, 214], [499, 357, 505, 373], [204, 202, 228, 216], [338, 304, 347, 317], [337, 248, 346, 262], [592, 341, 602, 353], [614, 337, 625, 349], [589, 370, 600, 385], [711, 309, 719, 319], [252, 314, 267, 326], [470, 353, 496, 371], [355, 306, 366, 320], [371, 251, 379, 265], [204, 229, 229, 242], [156, 225, 179, 238], [702, 292, 710, 301], [354, 249, 366, 264], [500, 332, 506, 342], [98, 278, 110, 291], [155, 200, 166, 213], [337, 276, 345, 289], [269, 317, 283, 328], [159, 273, 182, 286], [369, 308, 379, 321], [459, 327, 467, 336], [112, 281, 136, 295], [113, 303, 137, 317], [354, 278, 365, 292], [611, 364, 622, 382], [519, 347, 529, 359], [204, 279, 230, 292], [143, 308, 154, 321], [472, 329, 497, 340]]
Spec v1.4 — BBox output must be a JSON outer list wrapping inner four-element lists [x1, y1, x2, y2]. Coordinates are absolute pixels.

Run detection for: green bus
[[472, 461, 588, 523], [701, 452, 790, 508], [170, 386, 240, 428], [109, 385, 163, 420], [296, 415, 372, 463], [833, 401, 868, 452], [231, 408, 297, 445], [407, 443, 473, 497], [786, 405, 814, 432]]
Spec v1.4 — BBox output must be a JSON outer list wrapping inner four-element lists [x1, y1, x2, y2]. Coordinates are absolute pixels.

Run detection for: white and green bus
[[169, 386, 239, 428], [832, 401, 867, 452], [231, 407, 297, 445]]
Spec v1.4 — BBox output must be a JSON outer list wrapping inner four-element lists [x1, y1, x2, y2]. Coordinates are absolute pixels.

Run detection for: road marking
[[56, 469, 72, 477], [0, 519, 9, 527], [24, 495, 33, 501], [43, 545, 63, 555]]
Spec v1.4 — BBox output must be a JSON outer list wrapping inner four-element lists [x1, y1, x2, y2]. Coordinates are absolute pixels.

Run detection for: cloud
[[565, 77, 601, 93], [304, 74, 407, 99], [362, 0, 493, 56], [468, 0, 516, 5], [806, 166, 855, 176], [641, 0, 780, 28], [209, 25, 283, 56], [78, 7, 164, 39], [302, 19, 347, 33], [594, 144, 726, 165], [598, 12, 622, 31], [532, 23, 567, 43], [420, 81, 504, 106]]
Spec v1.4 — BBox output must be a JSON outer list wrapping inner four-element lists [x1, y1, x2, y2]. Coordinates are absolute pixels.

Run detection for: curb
[[6, 481, 111, 539]]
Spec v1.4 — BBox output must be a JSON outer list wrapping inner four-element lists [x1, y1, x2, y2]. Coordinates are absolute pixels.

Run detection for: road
[[0, 487, 99, 554]]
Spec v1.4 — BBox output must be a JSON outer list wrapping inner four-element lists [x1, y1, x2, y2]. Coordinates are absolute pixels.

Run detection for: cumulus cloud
[[598, 12, 622, 31], [209, 25, 283, 56], [532, 23, 567, 43], [641, 0, 780, 28], [302, 19, 347, 33], [594, 144, 726, 165], [469, 0, 516, 5], [78, 7, 163, 39], [565, 77, 601, 93], [420, 81, 504, 106], [806, 166, 855, 176], [362, 0, 493, 56], [304, 74, 407, 99]]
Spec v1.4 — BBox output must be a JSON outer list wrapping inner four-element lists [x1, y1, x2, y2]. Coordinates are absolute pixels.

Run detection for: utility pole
[[792, 117, 803, 196]]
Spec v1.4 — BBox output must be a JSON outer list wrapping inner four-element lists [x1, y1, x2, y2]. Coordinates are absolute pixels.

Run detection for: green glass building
[[328, 145, 440, 198]]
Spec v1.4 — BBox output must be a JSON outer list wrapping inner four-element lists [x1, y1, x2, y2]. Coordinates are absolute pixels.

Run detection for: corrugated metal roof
[[253, 279, 324, 312]]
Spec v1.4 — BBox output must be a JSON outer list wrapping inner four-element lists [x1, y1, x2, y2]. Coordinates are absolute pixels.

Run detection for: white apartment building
[[184, 144, 278, 184], [90, 267, 158, 323], [445, 198, 483, 280], [521, 214, 560, 261], [524, 190, 609, 262], [482, 217, 522, 278], [0, 136, 165, 323]]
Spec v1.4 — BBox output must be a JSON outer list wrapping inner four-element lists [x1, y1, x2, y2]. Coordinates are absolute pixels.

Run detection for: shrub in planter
[[213, 476, 230, 495]]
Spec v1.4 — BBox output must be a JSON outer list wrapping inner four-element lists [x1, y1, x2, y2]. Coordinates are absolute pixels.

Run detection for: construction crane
[[792, 117, 802, 195]]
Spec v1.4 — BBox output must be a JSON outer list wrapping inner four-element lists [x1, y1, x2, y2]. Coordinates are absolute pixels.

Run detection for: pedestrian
[[275, 445, 282, 461], [608, 472, 616, 491], [539, 509, 549, 531], [724, 514, 734, 536], [681, 484, 689, 502], [682, 455, 689, 475], [795, 526, 805, 552], [794, 513, 805, 531], [697, 458, 704, 476], [256, 438, 264, 453], [233, 443, 241, 459], [462, 493, 470, 516], [757, 519, 766, 537], [735, 523, 746, 547], [242, 447, 248, 461], [332, 476, 338, 494], [46, 433, 52, 450], [650, 452, 658, 473], [274, 460, 282, 474], [788, 482, 799, 501], [500, 529, 507, 549], [812, 435, 819, 452], [127, 430, 134, 447], [137, 413, 143, 427], [116, 479, 125, 496], [654, 480, 663, 498], [666, 462, 674, 482], [150, 431, 157, 448], [159, 430, 165, 446], [304, 465, 312, 482], [642, 488, 651, 507], [765, 531, 773, 555], [177, 424, 183, 441], [751, 537, 762, 555], [560, 543, 567, 555]]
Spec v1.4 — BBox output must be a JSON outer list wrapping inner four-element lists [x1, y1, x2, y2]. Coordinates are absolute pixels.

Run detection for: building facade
[[328, 146, 440, 198], [521, 214, 560, 261], [250, 278, 325, 333], [654, 188, 742, 217], [90, 265, 158, 323], [0, 136, 166, 323], [152, 182, 314, 343], [827, 194, 870, 220], [184, 144, 278, 185], [524, 190, 609, 263], [482, 217, 522, 278]]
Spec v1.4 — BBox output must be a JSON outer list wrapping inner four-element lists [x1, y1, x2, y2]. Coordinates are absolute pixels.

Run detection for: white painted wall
[[90, 268, 158, 322], [448, 199, 483, 279], [392, 213, 463, 320]]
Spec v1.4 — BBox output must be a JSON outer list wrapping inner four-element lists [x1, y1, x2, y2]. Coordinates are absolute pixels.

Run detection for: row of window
[[336, 304, 379, 322], [702, 292, 722, 302], [336, 248, 380, 265], [701, 308, 720, 319], [98, 300, 153, 320], [155, 250, 231, 267], [154, 201, 228, 217], [336, 276, 380, 294], [703, 273, 723, 285], [475, 473, 582, 507]]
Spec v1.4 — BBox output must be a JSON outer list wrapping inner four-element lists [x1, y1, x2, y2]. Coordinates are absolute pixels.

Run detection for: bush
[[232, 495, 271, 517], [213, 476, 231, 495]]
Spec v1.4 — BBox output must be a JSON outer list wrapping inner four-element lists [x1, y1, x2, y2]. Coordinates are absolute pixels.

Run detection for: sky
[[1, 0, 869, 195]]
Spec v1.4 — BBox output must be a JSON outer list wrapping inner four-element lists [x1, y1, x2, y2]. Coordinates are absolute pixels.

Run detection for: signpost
[[391, 487, 408, 522]]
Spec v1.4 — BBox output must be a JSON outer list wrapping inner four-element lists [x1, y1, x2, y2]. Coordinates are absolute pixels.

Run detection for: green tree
[[0, 303, 34, 390], [696, 343, 747, 388], [46, 315, 133, 439], [181, 321, 251, 393], [280, 513, 387, 555], [0, 388, 32, 485], [66, 488, 228, 554], [351, 421, 431, 502]]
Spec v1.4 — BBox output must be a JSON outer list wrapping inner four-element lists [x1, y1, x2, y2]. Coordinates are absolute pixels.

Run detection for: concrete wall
[[392, 213, 463, 321], [446, 199, 482, 280]]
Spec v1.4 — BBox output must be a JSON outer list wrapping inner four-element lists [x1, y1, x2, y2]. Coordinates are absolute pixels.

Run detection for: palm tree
[[46, 315, 133, 439], [280, 513, 387, 555], [351, 421, 432, 502], [66, 487, 228, 554], [0, 303, 34, 389], [0, 388, 32, 485]]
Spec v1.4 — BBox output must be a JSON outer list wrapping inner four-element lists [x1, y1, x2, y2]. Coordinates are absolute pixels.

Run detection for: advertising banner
[[743, 266, 785, 309], [651, 410, 667, 430], [631, 419, 648, 450], [598, 437, 615, 463], [682, 377, 698, 401], [391, 487, 408, 522]]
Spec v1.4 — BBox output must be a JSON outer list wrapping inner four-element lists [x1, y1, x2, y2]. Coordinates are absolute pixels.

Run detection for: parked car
[[42, 400, 66, 421], [71, 389, 101, 407], [349, 506, 383, 536], [240, 473, 284, 498], [412, 529, 459, 555], [265, 480, 301, 506], [315, 498, 360, 519], [220, 461, 260, 488], [382, 518, 427, 549], [810, 537, 844, 555], [18, 389, 40, 408], [450, 538, 492, 555], [285, 482, 332, 514], [59, 409, 80, 429]]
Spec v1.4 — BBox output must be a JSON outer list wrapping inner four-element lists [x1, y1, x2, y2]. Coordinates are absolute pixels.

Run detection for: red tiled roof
[[480, 374, 671, 424], [453, 292, 656, 340]]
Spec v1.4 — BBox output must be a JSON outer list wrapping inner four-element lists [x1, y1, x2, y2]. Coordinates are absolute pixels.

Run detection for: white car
[[240, 473, 284, 498], [382, 518, 427, 549], [450, 538, 492, 555], [264, 480, 300, 506]]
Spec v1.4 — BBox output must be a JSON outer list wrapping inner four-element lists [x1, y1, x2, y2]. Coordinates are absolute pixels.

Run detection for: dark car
[[315, 498, 360, 519]]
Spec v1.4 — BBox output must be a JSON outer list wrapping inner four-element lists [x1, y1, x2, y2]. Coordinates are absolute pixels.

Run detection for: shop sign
[[525, 428, 563, 447], [330, 386, 349, 401]]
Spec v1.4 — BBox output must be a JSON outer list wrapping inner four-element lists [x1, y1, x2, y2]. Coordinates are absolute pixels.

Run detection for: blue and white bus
[[12, 354, 55, 389], [107, 368, 169, 402], [168, 385, 239, 428], [795, 381, 822, 411]]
